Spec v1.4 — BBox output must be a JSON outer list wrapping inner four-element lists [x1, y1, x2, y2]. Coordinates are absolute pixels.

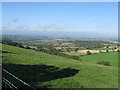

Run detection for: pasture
[[80, 52, 118, 67], [2, 44, 118, 88]]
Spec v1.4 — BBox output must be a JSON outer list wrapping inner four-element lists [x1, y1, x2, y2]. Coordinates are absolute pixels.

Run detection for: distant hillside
[[2, 35, 118, 41]]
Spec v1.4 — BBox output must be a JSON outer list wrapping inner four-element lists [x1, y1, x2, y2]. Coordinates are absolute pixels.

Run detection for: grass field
[[81, 52, 118, 67], [90, 48, 115, 50], [64, 51, 85, 56], [2, 44, 118, 88]]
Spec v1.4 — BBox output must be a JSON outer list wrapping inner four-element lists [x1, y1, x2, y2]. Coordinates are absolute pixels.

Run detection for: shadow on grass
[[1, 51, 15, 54], [3, 63, 79, 88]]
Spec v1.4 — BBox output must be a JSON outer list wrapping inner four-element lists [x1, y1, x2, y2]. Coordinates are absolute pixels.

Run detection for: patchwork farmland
[[1, 36, 119, 88]]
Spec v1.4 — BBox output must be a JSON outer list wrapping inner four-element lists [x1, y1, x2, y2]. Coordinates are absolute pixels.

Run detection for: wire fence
[[2, 68, 36, 90], [3, 77, 18, 90]]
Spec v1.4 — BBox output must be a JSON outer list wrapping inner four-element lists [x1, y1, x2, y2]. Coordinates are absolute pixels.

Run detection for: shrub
[[86, 51, 91, 55], [17, 43, 24, 48], [117, 50, 120, 52], [69, 55, 79, 60], [66, 49, 71, 52], [97, 61, 111, 66], [106, 50, 109, 52], [24, 45, 31, 49], [75, 48, 79, 52]]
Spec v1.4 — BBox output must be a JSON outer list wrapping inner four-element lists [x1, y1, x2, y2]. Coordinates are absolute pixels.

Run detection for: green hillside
[[81, 52, 118, 67], [2, 44, 118, 88]]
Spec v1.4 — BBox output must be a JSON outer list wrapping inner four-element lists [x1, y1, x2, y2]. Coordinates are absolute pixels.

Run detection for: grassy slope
[[81, 52, 118, 67], [2, 44, 118, 88]]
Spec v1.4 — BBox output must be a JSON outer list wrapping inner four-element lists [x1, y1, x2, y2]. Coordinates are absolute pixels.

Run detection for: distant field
[[64, 51, 85, 56], [29, 45, 37, 49], [2, 44, 118, 88], [59, 43, 76, 47], [91, 48, 115, 50]]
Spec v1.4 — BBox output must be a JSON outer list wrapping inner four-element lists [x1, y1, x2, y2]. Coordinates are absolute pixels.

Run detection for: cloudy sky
[[2, 2, 118, 38]]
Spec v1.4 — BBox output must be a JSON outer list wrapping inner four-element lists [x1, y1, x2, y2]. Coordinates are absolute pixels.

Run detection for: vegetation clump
[[86, 51, 92, 55], [97, 61, 111, 66], [69, 55, 80, 60]]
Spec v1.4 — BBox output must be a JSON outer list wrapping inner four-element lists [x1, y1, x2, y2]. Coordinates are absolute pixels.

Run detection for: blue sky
[[2, 2, 118, 38]]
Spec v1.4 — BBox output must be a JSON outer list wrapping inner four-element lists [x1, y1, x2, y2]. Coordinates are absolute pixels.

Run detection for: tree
[[99, 50, 102, 53], [106, 45, 110, 48], [106, 50, 109, 52], [66, 49, 71, 52], [25, 45, 31, 49], [86, 47, 90, 49], [17, 43, 24, 48], [75, 48, 79, 52], [117, 50, 120, 52], [31, 48, 36, 50], [86, 51, 91, 55], [114, 47, 117, 49]]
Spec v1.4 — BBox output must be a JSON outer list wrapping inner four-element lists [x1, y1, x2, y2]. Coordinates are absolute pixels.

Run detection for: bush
[[117, 50, 120, 52], [86, 51, 91, 55], [59, 53, 68, 57], [75, 48, 79, 52], [69, 55, 80, 60], [17, 43, 24, 48], [106, 50, 109, 52], [24, 45, 31, 49], [97, 61, 111, 66]]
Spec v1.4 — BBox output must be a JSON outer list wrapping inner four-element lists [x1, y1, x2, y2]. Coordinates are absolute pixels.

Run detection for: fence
[[2, 68, 36, 90]]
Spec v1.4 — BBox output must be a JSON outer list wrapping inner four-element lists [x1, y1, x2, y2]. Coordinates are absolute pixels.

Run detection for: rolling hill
[[2, 44, 118, 88]]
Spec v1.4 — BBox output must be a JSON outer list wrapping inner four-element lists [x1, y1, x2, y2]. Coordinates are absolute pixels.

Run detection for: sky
[[2, 2, 118, 39]]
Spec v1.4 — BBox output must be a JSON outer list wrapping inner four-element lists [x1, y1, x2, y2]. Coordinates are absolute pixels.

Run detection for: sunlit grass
[[2, 44, 118, 88]]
